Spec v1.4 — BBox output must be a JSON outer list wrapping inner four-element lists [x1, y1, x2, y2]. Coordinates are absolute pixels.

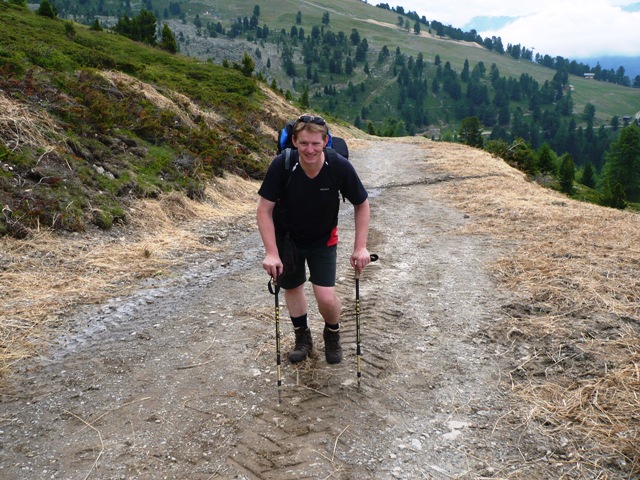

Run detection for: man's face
[[293, 129, 328, 167]]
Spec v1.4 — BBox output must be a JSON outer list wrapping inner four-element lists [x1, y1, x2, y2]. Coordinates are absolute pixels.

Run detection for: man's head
[[291, 114, 329, 167], [292, 114, 329, 141]]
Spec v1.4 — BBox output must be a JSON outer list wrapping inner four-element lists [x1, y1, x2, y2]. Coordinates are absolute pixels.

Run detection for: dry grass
[[427, 141, 640, 319], [519, 352, 640, 471], [99, 70, 224, 130], [0, 174, 258, 374], [0, 90, 63, 153], [426, 140, 640, 474]]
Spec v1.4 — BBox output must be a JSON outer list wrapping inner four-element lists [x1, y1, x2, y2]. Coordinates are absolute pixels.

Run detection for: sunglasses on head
[[295, 115, 326, 126]]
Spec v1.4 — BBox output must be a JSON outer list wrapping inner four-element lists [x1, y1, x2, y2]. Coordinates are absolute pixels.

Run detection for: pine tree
[[136, 9, 157, 45], [160, 23, 178, 53], [90, 19, 103, 31], [36, 0, 57, 18], [64, 21, 76, 39], [300, 87, 309, 108], [537, 143, 557, 175], [461, 59, 470, 82], [240, 52, 255, 77], [603, 124, 640, 202], [580, 163, 596, 188], [459, 117, 483, 148], [600, 181, 627, 209], [559, 154, 575, 194]]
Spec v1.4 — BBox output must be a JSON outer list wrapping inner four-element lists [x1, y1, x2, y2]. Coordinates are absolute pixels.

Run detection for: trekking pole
[[268, 276, 282, 404], [355, 254, 378, 389]]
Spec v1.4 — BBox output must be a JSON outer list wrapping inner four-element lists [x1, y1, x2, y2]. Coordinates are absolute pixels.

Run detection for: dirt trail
[[2, 138, 561, 479]]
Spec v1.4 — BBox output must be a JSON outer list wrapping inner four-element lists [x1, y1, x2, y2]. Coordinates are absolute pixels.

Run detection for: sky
[[393, 0, 640, 59]]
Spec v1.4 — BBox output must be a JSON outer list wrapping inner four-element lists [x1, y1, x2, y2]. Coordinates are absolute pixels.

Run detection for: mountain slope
[[0, 1, 291, 236], [157, 0, 640, 122], [46, 0, 640, 125]]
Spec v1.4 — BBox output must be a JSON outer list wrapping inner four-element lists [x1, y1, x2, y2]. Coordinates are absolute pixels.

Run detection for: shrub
[[600, 181, 627, 209]]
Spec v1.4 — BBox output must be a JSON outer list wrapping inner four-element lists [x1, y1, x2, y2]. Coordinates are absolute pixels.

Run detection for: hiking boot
[[323, 326, 343, 364], [288, 327, 313, 363]]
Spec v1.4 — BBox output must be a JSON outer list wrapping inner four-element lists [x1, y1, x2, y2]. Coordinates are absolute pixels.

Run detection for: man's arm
[[351, 199, 371, 274], [257, 196, 283, 279]]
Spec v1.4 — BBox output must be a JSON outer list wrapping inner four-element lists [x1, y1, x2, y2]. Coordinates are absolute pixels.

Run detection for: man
[[257, 114, 371, 364]]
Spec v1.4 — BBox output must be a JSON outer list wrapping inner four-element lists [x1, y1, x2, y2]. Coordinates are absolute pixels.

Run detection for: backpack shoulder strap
[[324, 148, 346, 202], [280, 148, 298, 198], [284, 148, 292, 171]]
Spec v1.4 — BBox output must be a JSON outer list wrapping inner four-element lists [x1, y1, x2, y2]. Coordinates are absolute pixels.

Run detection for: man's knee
[[314, 286, 339, 308]]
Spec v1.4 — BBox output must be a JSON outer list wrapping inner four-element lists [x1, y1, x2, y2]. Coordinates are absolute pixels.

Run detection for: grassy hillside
[[159, 0, 640, 124], [154, 0, 640, 208], [45, 0, 640, 127], [0, 1, 290, 236]]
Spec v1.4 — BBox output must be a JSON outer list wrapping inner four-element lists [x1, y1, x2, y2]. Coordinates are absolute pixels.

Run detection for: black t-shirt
[[258, 150, 368, 247]]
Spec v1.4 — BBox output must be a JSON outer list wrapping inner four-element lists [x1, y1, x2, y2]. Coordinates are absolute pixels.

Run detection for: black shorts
[[279, 244, 337, 289]]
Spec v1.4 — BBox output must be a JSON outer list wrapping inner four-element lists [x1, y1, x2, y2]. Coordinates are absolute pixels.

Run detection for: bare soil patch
[[1, 137, 638, 479]]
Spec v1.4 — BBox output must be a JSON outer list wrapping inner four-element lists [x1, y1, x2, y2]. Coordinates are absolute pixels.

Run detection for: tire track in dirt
[[227, 283, 398, 478]]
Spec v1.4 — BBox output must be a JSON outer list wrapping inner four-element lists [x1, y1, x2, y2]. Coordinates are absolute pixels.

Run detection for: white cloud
[[392, 0, 640, 57], [484, 2, 640, 57], [395, 0, 559, 26]]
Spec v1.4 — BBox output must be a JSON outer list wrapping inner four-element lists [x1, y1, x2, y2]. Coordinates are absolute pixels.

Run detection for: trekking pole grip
[[354, 253, 378, 279], [268, 276, 280, 295]]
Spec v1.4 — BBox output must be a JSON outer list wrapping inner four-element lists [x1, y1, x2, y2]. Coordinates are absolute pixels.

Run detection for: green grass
[[0, 3, 262, 110], [0, 2, 281, 236], [543, 179, 640, 212]]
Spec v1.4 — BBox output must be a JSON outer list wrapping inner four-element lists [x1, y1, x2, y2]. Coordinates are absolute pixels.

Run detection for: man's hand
[[263, 253, 283, 280], [350, 247, 371, 275]]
